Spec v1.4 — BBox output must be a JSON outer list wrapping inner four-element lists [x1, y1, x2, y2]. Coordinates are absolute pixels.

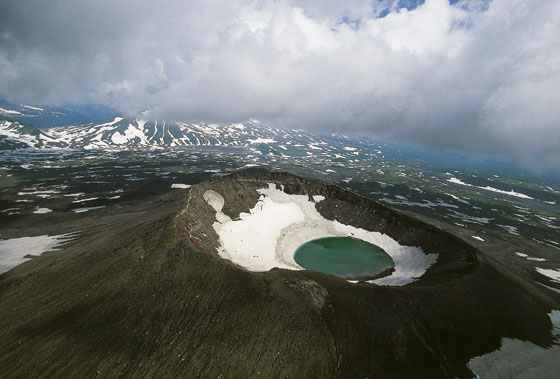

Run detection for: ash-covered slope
[[0, 171, 557, 378]]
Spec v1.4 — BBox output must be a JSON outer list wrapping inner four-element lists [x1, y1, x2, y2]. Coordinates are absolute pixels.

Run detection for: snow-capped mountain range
[[0, 116, 296, 150], [0, 99, 324, 150], [0, 100, 372, 163]]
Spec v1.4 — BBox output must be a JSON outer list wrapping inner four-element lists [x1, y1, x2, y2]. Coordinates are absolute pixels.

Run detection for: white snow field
[[536, 268, 560, 283], [447, 177, 533, 199], [0, 233, 76, 273], [33, 207, 52, 214], [205, 184, 437, 286], [468, 310, 560, 378], [171, 183, 191, 189], [71, 206, 106, 213]]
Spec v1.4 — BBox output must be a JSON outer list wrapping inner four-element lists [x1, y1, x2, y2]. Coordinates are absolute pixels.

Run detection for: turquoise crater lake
[[293, 237, 395, 279]]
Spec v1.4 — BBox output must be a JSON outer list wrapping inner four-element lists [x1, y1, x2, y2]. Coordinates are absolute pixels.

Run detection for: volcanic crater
[[0, 170, 557, 378]]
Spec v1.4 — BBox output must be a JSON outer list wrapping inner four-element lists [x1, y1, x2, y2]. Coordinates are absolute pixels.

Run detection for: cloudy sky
[[1, 0, 559, 172]]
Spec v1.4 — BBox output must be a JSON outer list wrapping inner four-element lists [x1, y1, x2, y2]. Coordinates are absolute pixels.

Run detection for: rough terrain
[[0, 171, 558, 378]]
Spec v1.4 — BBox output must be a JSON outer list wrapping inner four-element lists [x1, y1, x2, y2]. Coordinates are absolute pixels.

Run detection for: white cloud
[[0, 0, 559, 172]]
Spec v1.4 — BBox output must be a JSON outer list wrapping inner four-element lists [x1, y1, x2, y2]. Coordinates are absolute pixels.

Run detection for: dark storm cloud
[[1, 0, 559, 173]]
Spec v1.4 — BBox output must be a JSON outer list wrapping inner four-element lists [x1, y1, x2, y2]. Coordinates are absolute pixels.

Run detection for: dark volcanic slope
[[0, 171, 558, 378]]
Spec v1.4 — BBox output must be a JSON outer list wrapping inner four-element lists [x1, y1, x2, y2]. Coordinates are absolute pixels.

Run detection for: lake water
[[293, 236, 394, 278]]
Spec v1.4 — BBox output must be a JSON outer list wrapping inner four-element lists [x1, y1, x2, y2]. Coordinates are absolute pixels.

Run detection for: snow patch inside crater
[[206, 184, 437, 286]]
